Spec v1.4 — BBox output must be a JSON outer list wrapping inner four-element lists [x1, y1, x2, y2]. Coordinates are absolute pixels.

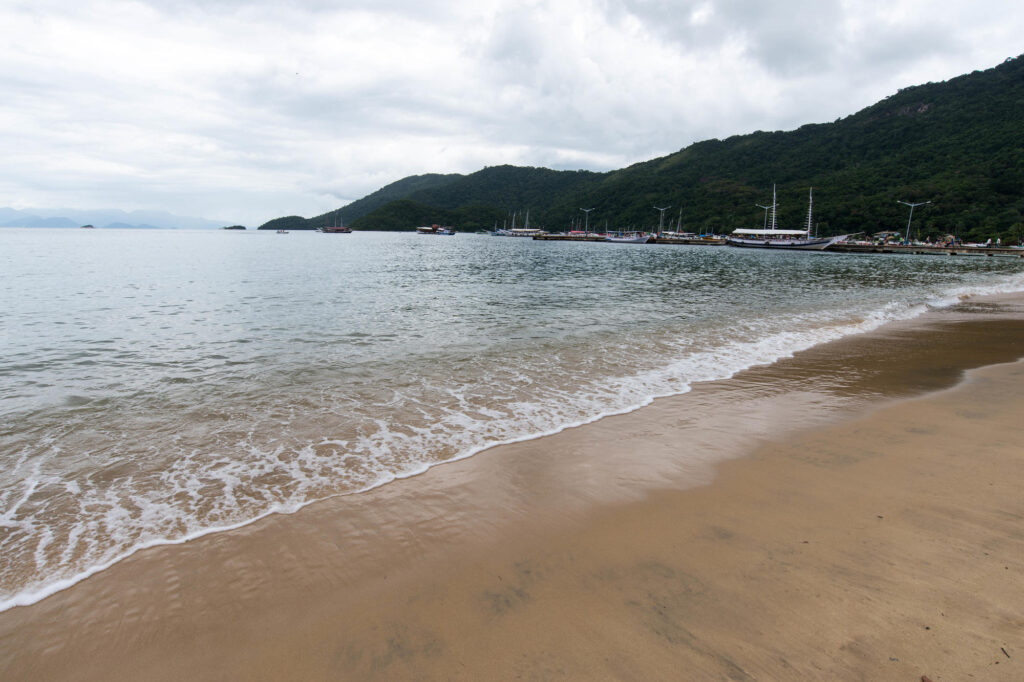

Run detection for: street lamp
[[580, 207, 595, 234], [756, 203, 772, 230], [897, 200, 932, 242], [653, 205, 671, 236], [757, 184, 779, 232]]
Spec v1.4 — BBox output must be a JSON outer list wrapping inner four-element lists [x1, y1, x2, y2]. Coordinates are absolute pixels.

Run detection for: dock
[[531, 235, 726, 244], [532, 234, 607, 242], [649, 237, 726, 246], [826, 243, 1024, 257], [526, 234, 1024, 257]]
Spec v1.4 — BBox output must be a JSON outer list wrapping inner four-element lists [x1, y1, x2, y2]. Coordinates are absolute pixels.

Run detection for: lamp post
[[580, 207, 595, 234], [756, 203, 772, 230], [757, 185, 779, 232], [653, 206, 670, 237], [898, 200, 932, 243]]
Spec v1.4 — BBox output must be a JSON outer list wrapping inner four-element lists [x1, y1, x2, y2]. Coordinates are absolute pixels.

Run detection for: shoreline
[[2, 293, 1024, 680], [5, 282, 1024, 614]]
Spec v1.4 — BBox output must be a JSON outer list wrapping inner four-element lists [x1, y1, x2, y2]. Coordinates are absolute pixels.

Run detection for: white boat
[[727, 186, 847, 251], [605, 232, 650, 244], [492, 211, 544, 236], [416, 224, 455, 235]]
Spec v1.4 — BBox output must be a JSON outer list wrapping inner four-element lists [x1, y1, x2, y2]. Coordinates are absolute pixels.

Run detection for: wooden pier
[[531, 234, 726, 244], [527, 234, 1024, 257], [826, 243, 1024, 257], [650, 237, 726, 246], [532, 234, 606, 242]]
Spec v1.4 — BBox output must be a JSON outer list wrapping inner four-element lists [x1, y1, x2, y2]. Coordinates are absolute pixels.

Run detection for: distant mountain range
[[0, 207, 229, 230], [259, 54, 1024, 243]]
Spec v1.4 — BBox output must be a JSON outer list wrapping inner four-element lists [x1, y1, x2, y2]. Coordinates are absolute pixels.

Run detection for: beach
[[2, 293, 1024, 681]]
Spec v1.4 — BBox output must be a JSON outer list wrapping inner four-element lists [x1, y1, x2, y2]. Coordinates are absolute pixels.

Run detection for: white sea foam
[[2, 241, 1023, 612]]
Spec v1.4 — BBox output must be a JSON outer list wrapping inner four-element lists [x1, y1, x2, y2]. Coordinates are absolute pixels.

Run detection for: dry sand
[[2, 295, 1023, 681]]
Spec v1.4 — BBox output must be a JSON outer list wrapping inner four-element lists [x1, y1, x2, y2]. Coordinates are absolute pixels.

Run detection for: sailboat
[[605, 229, 650, 243], [493, 209, 544, 236], [321, 213, 352, 233], [727, 186, 846, 250]]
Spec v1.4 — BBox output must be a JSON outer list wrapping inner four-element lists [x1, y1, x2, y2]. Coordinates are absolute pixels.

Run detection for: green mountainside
[[323, 173, 463, 224], [260, 55, 1023, 241]]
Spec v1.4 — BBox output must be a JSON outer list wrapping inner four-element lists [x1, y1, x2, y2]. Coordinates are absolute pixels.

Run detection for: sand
[[2, 295, 1024, 681]]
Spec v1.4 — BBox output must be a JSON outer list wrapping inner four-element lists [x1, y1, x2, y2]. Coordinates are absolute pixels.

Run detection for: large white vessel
[[727, 186, 846, 251]]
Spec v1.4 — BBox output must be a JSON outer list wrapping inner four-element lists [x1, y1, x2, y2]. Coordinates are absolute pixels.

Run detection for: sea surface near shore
[[1, 290, 1023, 680], [3, 228, 1024, 613]]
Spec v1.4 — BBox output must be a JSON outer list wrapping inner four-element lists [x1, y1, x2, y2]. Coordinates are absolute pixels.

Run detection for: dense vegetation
[[259, 55, 1024, 242]]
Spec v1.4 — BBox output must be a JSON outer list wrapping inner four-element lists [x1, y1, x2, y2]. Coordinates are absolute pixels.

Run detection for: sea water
[[2, 228, 1023, 608]]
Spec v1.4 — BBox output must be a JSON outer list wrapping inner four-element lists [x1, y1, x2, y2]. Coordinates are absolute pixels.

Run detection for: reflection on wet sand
[[2, 295, 1024, 681]]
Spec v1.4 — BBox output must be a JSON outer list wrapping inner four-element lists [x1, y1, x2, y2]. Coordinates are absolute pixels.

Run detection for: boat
[[727, 186, 847, 251], [276, 229, 289, 234], [605, 232, 650, 244], [653, 232, 726, 245], [415, 224, 456, 235], [492, 211, 544, 236], [320, 214, 351, 233]]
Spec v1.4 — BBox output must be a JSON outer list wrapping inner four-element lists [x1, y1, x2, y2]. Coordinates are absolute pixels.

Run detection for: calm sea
[[2, 228, 1023, 608]]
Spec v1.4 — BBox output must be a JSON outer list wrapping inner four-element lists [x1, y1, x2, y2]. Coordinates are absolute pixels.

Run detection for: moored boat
[[416, 224, 456, 235], [320, 214, 351, 233], [492, 211, 543, 236], [605, 232, 651, 244], [727, 186, 847, 251]]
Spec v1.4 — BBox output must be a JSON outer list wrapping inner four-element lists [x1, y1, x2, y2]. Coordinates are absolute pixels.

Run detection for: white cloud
[[0, 0, 1020, 225]]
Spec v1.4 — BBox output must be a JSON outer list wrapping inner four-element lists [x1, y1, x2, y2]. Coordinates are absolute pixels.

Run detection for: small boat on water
[[727, 186, 847, 251], [653, 232, 726, 245], [320, 214, 351, 233], [276, 229, 289, 234], [492, 211, 544, 237], [606, 232, 650, 244], [416, 224, 456, 235]]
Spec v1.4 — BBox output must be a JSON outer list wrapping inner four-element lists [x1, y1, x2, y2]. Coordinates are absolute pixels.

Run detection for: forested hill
[[259, 55, 1024, 241], [335, 173, 463, 222]]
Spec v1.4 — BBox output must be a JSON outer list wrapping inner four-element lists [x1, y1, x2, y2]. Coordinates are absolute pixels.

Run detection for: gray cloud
[[0, 0, 1020, 225]]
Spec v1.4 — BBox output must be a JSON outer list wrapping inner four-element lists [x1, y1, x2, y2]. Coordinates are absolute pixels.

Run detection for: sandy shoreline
[[3, 294, 1024, 680]]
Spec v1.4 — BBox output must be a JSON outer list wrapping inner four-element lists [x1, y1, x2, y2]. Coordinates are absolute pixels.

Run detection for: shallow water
[[2, 227, 1023, 608]]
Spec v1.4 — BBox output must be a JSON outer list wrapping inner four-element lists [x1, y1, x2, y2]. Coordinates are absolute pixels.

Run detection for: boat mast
[[805, 187, 813, 237], [757, 184, 778, 233]]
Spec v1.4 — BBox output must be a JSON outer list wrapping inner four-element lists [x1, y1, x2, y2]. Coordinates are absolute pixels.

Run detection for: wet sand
[[2, 295, 1024, 681]]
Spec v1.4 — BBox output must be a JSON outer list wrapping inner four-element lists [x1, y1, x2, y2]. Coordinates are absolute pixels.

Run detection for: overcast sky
[[1, 0, 1021, 226]]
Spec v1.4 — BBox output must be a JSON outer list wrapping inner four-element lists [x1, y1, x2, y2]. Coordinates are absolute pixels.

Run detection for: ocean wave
[[3, 245, 1023, 612]]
